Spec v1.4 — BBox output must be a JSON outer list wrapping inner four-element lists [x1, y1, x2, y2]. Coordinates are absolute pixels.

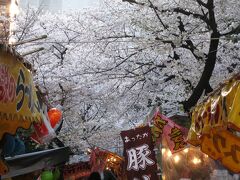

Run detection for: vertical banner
[[121, 126, 158, 180], [150, 111, 188, 153], [160, 114, 188, 153]]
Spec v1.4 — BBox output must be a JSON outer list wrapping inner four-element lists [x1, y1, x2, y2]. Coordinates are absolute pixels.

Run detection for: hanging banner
[[228, 83, 240, 130], [188, 74, 240, 145], [0, 47, 42, 141], [201, 129, 240, 173], [161, 114, 188, 153], [188, 73, 240, 173], [149, 110, 188, 153], [121, 126, 158, 180]]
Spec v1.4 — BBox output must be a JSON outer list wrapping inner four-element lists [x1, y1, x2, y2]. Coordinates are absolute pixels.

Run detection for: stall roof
[[2, 147, 71, 179]]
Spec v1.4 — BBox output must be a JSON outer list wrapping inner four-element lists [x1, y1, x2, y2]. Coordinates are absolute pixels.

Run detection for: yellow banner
[[201, 129, 240, 173], [188, 74, 240, 144], [0, 47, 41, 141], [228, 83, 240, 130], [188, 74, 240, 172]]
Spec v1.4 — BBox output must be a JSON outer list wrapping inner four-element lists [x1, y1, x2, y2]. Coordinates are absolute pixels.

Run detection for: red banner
[[161, 114, 188, 153], [149, 111, 188, 153], [121, 126, 158, 180]]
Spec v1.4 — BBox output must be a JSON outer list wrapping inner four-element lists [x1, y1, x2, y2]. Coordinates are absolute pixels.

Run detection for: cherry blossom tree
[[14, 8, 124, 151], [112, 0, 240, 111], [13, 0, 240, 151]]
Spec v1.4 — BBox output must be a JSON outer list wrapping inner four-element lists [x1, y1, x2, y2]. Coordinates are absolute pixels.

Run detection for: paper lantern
[[48, 108, 62, 128], [41, 170, 54, 180]]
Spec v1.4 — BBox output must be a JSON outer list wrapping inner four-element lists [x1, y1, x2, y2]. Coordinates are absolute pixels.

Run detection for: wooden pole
[[12, 35, 47, 46], [21, 47, 44, 56]]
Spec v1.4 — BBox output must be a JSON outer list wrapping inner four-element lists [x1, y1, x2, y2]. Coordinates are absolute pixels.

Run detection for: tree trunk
[[183, 0, 220, 112], [183, 32, 220, 112]]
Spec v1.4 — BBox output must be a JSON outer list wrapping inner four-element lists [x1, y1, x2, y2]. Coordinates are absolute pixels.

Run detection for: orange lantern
[[48, 108, 62, 128]]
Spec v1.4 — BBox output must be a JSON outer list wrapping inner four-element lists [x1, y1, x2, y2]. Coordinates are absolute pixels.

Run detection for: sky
[[19, 0, 103, 11], [63, 0, 102, 10]]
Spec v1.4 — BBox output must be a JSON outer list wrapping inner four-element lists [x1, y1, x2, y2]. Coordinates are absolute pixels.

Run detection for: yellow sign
[[188, 73, 240, 172], [201, 129, 240, 173], [0, 47, 41, 141], [188, 75, 240, 143], [151, 112, 168, 142]]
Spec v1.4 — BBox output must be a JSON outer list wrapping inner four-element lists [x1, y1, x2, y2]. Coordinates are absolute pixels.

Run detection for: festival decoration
[[0, 47, 56, 146], [104, 153, 124, 179], [200, 128, 240, 173], [30, 103, 56, 144], [41, 170, 54, 180], [48, 108, 62, 128], [188, 73, 240, 173], [89, 147, 124, 179], [147, 109, 188, 153], [31, 122, 51, 144], [0, 45, 45, 175], [0, 46, 42, 142], [161, 137, 217, 180], [121, 126, 158, 180]]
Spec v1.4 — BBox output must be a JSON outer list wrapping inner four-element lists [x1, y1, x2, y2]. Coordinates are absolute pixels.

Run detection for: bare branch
[[220, 24, 240, 36], [162, 7, 209, 24], [98, 34, 135, 40], [196, 0, 208, 8], [148, 0, 168, 29], [122, 0, 144, 5]]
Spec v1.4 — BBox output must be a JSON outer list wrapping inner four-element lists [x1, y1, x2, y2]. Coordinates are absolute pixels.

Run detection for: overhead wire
[[15, 36, 239, 45]]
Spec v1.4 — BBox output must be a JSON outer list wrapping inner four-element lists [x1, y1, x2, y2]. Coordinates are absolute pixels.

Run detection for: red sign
[[149, 111, 188, 153], [121, 126, 158, 180]]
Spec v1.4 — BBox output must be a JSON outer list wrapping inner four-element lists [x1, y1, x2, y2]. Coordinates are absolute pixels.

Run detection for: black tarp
[[2, 147, 71, 179]]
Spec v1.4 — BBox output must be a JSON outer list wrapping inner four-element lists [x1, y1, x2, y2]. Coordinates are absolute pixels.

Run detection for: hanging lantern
[[41, 170, 54, 180], [48, 108, 62, 128]]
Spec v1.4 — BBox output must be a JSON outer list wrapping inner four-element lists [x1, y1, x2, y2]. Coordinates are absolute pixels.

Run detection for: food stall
[[89, 147, 124, 179], [2, 147, 71, 179], [0, 44, 70, 179]]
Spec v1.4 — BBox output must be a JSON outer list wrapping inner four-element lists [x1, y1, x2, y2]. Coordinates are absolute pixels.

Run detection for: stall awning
[[2, 147, 71, 179]]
